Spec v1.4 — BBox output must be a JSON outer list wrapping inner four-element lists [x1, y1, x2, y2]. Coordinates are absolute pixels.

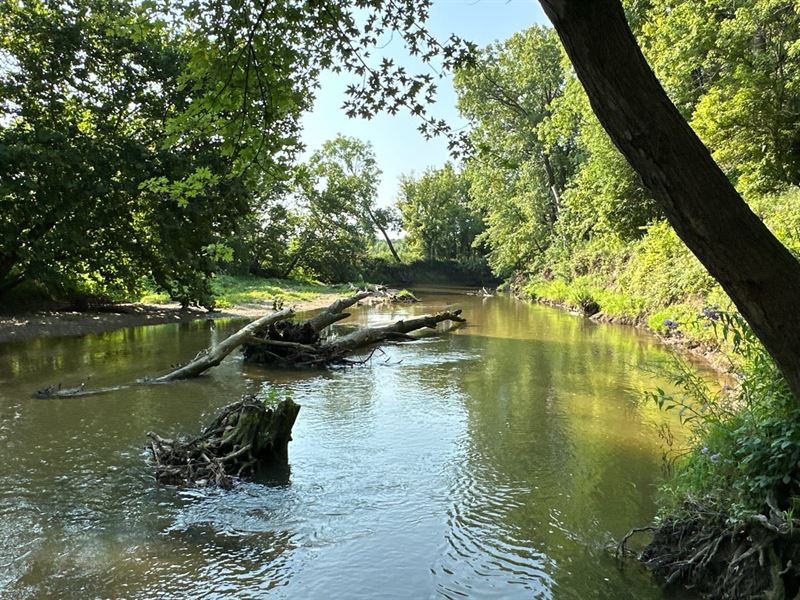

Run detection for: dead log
[[305, 291, 373, 332], [152, 307, 294, 382], [34, 307, 296, 397], [147, 396, 300, 488], [322, 310, 465, 356], [244, 309, 466, 368], [241, 292, 373, 364], [35, 381, 128, 399]]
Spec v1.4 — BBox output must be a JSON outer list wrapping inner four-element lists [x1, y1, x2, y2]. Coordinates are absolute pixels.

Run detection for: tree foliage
[[0, 0, 257, 305], [0, 0, 472, 302], [636, 0, 800, 195], [397, 163, 482, 263], [280, 135, 387, 282], [454, 3, 800, 282], [454, 26, 569, 275], [453, 24, 661, 276]]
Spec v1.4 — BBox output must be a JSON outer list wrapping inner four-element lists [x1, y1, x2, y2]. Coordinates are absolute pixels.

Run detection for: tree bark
[[540, 0, 800, 401], [305, 290, 373, 332], [153, 308, 294, 382], [540, 151, 561, 227], [243, 308, 466, 367], [36, 308, 297, 396], [280, 234, 312, 279], [320, 310, 466, 357], [148, 396, 301, 488]]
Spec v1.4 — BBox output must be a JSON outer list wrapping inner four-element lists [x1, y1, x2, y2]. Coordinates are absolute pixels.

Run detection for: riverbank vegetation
[[446, 2, 800, 596], [0, 0, 482, 311], [5, 0, 800, 595], [139, 274, 346, 310]]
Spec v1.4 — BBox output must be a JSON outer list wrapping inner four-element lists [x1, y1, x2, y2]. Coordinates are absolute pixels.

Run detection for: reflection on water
[[0, 291, 695, 598]]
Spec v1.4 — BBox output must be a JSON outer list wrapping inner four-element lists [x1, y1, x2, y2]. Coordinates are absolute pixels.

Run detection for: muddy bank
[[0, 294, 342, 343]]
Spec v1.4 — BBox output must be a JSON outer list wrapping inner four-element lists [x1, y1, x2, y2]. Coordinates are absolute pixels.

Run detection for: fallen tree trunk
[[147, 396, 300, 488], [323, 310, 465, 354], [35, 307, 296, 397], [244, 309, 466, 367], [240, 292, 375, 364], [35, 294, 463, 397], [306, 291, 373, 333], [152, 307, 294, 382]]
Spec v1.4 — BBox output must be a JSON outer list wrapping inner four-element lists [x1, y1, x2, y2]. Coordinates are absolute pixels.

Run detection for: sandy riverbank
[[0, 293, 343, 344]]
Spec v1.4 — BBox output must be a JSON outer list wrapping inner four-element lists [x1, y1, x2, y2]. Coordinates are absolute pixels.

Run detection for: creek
[[0, 289, 697, 598]]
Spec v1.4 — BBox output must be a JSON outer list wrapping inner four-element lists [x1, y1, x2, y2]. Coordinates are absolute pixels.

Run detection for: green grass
[[523, 276, 723, 344], [524, 276, 647, 320], [139, 289, 171, 304], [140, 274, 347, 308]]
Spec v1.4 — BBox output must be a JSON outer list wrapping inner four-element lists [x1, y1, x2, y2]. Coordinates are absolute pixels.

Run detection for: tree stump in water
[[147, 396, 300, 489]]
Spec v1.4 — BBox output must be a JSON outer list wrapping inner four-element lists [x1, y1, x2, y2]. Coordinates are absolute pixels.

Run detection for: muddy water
[[0, 290, 692, 598]]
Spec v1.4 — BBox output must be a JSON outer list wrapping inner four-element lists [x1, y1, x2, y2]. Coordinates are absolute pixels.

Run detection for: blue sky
[[300, 0, 550, 208]]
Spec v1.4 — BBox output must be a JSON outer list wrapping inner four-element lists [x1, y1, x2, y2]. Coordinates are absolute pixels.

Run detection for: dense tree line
[[453, 2, 800, 282], [396, 163, 482, 263], [0, 0, 310, 304], [0, 0, 472, 304]]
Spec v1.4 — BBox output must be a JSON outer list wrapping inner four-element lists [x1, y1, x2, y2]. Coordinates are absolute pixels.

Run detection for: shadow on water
[[0, 291, 703, 598]]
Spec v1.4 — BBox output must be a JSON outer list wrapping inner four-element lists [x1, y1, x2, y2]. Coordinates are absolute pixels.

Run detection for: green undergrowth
[[522, 275, 728, 348], [140, 274, 346, 309], [519, 188, 800, 349], [648, 312, 800, 522], [515, 188, 800, 527]]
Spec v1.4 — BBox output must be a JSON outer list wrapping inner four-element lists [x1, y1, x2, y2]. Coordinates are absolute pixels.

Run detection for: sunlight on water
[[0, 291, 705, 598]]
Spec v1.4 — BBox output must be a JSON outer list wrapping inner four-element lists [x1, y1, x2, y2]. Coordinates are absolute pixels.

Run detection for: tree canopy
[[0, 0, 471, 302], [397, 163, 482, 263]]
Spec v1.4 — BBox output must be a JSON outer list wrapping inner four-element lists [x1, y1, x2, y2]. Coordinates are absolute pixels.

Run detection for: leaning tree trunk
[[540, 0, 800, 402], [306, 291, 373, 332], [366, 206, 402, 263], [280, 234, 312, 279]]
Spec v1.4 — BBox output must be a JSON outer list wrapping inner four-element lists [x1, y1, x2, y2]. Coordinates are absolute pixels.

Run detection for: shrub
[[650, 312, 799, 519]]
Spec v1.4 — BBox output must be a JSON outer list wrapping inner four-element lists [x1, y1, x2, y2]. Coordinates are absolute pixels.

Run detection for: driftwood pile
[[242, 292, 465, 367], [354, 284, 420, 304], [147, 396, 300, 488], [34, 292, 465, 488]]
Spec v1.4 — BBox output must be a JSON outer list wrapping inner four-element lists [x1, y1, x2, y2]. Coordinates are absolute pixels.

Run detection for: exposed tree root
[[628, 503, 800, 598], [146, 396, 300, 489]]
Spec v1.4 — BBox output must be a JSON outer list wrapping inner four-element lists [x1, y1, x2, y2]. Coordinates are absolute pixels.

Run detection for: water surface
[[0, 291, 690, 598]]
